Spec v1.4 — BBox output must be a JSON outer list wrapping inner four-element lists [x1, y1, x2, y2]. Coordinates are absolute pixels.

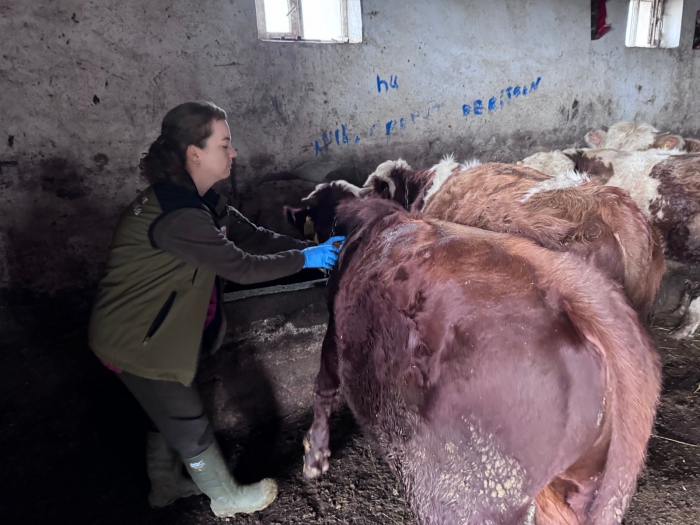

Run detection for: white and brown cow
[[525, 148, 700, 338], [286, 158, 665, 321], [584, 121, 700, 153]]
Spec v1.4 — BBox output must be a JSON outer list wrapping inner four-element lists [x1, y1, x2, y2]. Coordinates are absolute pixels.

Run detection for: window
[[255, 0, 362, 43], [625, 0, 684, 48]]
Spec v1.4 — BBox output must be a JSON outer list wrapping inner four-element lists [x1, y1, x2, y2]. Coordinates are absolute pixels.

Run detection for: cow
[[559, 149, 700, 265], [303, 197, 661, 525], [584, 121, 700, 153], [285, 158, 665, 320], [550, 148, 700, 339]]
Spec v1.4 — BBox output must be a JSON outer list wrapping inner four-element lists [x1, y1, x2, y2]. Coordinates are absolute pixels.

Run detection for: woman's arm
[[152, 208, 306, 285], [222, 206, 316, 254]]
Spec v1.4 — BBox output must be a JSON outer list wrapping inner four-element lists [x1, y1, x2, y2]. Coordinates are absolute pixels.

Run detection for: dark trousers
[[118, 371, 215, 459]]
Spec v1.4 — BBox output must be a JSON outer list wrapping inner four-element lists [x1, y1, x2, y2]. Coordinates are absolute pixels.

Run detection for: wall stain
[[93, 153, 109, 169], [40, 158, 91, 200], [5, 156, 109, 292]]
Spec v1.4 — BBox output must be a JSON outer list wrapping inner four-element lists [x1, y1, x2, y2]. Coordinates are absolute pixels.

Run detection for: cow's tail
[[561, 275, 661, 525]]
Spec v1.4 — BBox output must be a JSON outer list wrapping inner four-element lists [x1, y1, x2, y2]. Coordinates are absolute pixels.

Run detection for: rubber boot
[[184, 442, 277, 517], [146, 431, 201, 508]]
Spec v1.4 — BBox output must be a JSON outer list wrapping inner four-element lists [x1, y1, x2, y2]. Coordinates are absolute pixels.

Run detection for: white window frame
[[255, 0, 362, 43], [625, 0, 684, 48]]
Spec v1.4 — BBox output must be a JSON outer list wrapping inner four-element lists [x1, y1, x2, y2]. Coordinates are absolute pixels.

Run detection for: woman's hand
[[302, 236, 346, 270]]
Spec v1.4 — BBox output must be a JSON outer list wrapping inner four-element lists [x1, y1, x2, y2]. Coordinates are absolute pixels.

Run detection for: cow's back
[[421, 162, 663, 318], [332, 217, 631, 523]]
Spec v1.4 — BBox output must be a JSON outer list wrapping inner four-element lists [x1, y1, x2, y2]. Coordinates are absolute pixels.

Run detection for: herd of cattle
[[282, 121, 700, 524]]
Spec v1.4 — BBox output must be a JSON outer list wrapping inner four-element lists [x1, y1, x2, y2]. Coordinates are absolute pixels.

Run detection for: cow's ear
[[585, 129, 607, 148], [653, 134, 684, 150], [684, 138, 700, 153], [370, 177, 391, 199]]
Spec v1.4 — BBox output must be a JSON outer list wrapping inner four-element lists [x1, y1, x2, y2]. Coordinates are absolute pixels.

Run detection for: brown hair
[[139, 101, 227, 189]]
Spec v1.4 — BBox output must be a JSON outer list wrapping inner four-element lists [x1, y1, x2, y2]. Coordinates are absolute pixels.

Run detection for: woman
[[88, 102, 343, 517]]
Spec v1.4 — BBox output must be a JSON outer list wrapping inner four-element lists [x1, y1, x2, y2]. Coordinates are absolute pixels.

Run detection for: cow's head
[[584, 122, 688, 152], [363, 159, 412, 201], [283, 180, 370, 243]]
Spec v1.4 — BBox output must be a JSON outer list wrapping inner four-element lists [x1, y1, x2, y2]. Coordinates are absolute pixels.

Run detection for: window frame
[[254, 0, 363, 43], [625, 0, 684, 49]]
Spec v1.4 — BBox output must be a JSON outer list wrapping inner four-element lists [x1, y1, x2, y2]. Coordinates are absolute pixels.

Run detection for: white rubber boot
[[184, 442, 277, 517]]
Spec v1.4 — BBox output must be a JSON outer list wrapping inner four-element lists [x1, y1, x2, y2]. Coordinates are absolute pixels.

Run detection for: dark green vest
[[89, 183, 227, 385]]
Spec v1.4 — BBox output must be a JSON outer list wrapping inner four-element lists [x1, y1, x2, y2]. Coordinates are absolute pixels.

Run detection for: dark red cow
[[304, 198, 660, 525]]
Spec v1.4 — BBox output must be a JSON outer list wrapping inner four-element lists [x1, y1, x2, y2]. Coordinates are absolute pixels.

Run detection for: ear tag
[[304, 216, 315, 237]]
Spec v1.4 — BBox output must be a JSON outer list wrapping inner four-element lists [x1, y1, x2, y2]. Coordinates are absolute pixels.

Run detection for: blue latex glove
[[302, 236, 346, 270]]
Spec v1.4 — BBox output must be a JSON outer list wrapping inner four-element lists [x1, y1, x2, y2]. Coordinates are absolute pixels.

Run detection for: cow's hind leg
[[303, 321, 340, 479], [534, 485, 579, 525]]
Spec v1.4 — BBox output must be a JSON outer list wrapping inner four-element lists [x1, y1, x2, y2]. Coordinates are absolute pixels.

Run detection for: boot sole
[[211, 484, 278, 517]]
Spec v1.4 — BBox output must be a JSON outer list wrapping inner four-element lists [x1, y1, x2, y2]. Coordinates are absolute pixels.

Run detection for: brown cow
[[304, 197, 661, 525], [421, 160, 665, 320], [286, 159, 665, 320], [584, 121, 700, 153]]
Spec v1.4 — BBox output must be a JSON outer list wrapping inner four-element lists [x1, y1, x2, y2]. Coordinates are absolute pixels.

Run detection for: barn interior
[[1, 1, 700, 524]]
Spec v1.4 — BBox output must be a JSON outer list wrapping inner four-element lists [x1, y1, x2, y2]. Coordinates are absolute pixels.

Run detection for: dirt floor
[[1, 268, 699, 525]]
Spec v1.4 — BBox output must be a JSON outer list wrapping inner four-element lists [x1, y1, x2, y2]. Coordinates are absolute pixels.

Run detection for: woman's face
[[194, 119, 237, 184]]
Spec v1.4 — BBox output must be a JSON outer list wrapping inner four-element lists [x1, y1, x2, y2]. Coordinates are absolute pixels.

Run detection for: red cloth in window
[[594, 0, 611, 39]]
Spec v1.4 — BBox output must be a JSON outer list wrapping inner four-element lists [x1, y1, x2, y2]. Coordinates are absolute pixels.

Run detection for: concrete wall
[[1, 0, 699, 292]]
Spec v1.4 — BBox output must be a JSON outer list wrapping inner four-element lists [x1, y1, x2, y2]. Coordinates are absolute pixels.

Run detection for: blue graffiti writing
[[423, 103, 441, 119], [312, 102, 441, 155], [463, 76, 542, 120], [312, 124, 360, 155], [377, 74, 399, 93]]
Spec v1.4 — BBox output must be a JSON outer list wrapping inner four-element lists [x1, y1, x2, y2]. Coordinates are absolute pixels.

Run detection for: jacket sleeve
[[222, 206, 316, 254], [152, 208, 306, 285]]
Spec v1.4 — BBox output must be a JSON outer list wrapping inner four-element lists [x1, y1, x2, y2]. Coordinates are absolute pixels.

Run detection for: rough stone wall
[[1, 0, 699, 292]]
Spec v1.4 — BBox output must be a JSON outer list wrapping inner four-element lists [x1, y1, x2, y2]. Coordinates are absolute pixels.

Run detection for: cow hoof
[[670, 326, 694, 340], [303, 451, 330, 479]]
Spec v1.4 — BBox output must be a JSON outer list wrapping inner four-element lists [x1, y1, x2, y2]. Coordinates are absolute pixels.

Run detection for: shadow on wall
[[4, 155, 120, 293]]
